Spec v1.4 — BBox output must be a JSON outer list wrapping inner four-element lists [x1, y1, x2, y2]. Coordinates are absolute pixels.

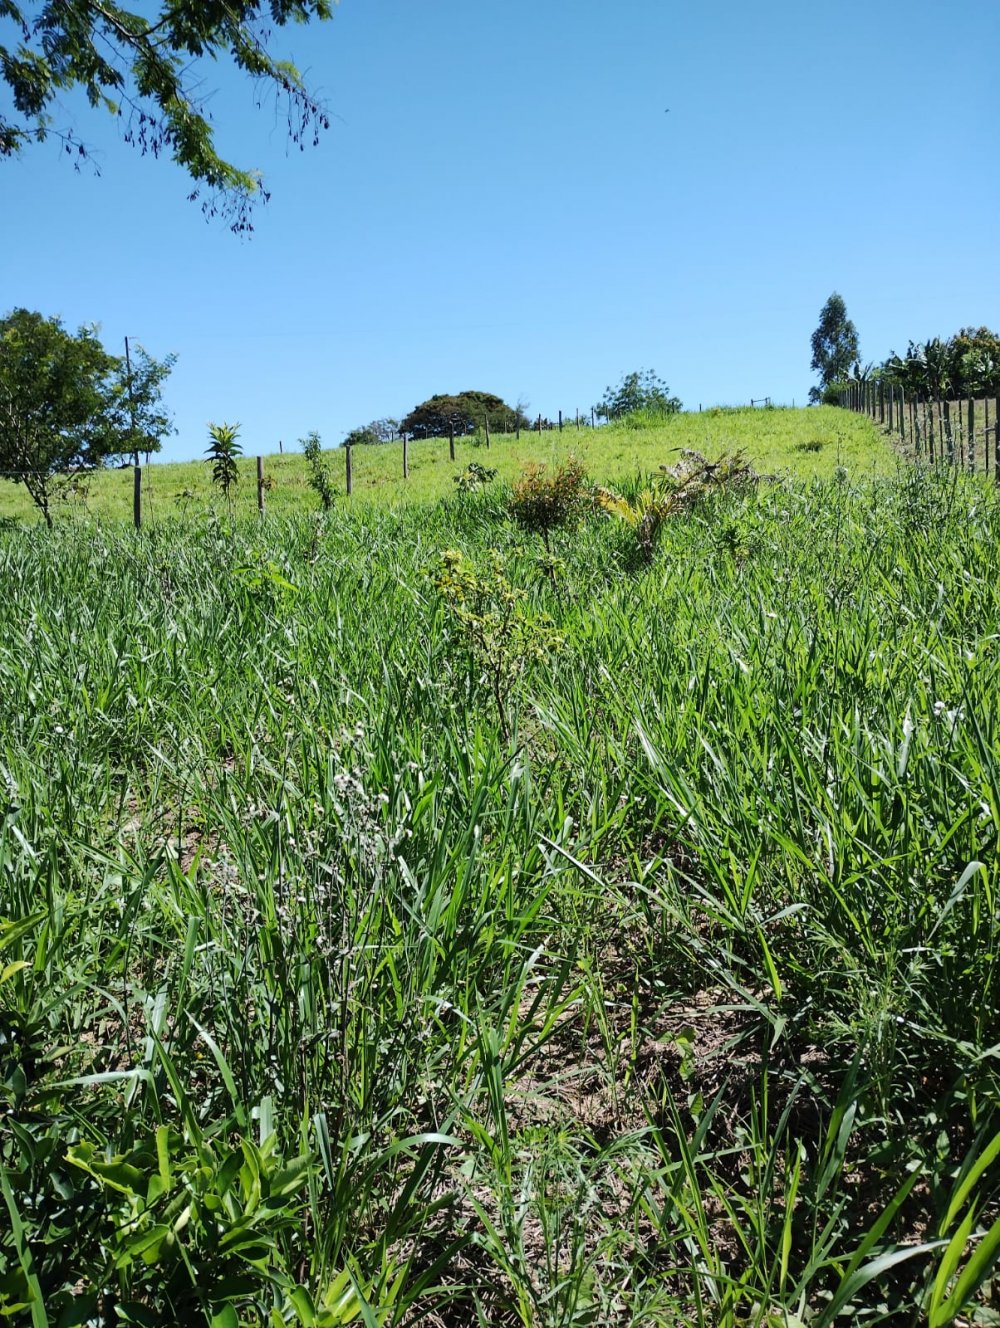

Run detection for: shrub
[[510, 457, 588, 551], [301, 430, 335, 511], [434, 548, 562, 742], [453, 462, 498, 494]]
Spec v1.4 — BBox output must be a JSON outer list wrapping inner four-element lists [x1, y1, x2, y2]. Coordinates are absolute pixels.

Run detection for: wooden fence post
[[591, 407, 596, 428], [256, 455, 265, 515], [345, 443, 353, 495], [982, 400, 988, 475], [928, 400, 936, 463], [968, 398, 976, 470], [133, 465, 141, 530], [995, 396, 1000, 482], [449, 423, 455, 461], [536, 414, 542, 433], [484, 415, 490, 449], [403, 433, 409, 479], [558, 410, 563, 432]]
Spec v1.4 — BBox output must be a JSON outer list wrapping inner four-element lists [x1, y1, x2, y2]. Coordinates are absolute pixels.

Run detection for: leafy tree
[[342, 420, 400, 446], [0, 0, 335, 230], [206, 421, 242, 505], [0, 307, 173, 525], [400, 391, 529, 439], [945, 326, 1000, 396], [809, 293, 859, 403], [343, 424, 380, 448], [369, 417, 399, 442], [122, 341, 177, 462], [597, 369, 681, 420]]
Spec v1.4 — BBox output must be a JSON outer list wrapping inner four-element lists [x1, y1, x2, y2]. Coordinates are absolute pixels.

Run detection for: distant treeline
[[828, 326, 1000, 403]]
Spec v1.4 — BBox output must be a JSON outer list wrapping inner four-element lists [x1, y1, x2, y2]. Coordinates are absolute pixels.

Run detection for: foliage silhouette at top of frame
[[0, 0, 337, 230]]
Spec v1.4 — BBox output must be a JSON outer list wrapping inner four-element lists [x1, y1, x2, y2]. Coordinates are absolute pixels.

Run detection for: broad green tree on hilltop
[[0, 308, 174, 525], [0, 0, 336, 229], [401, 391, 529, 439], [810, 293, 859, 403]]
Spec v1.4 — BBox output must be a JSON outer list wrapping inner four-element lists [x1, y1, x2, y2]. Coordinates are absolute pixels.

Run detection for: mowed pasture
[[0, 417, 998, 1324], [0, 405, 890, 523]]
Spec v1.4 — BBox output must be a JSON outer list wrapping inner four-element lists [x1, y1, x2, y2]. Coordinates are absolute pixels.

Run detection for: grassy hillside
[[0, 459, 997, 1323], [0, 405, 892, 522]]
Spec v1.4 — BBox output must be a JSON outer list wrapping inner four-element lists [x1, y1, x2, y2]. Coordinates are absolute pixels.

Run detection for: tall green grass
[[0, 461, 996, 1324]]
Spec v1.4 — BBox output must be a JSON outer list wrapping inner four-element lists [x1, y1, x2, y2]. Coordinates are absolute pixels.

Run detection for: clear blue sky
[[4, 0, 999, 461]]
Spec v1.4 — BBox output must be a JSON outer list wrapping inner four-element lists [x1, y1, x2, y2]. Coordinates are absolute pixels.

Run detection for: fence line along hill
[[0, 406, 892, 524]]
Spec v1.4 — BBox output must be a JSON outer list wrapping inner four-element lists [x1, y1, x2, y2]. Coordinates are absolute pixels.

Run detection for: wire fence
[[0, 411, 604, 526], [838, 380, 1000, 477], [0, 398, 793, 525]]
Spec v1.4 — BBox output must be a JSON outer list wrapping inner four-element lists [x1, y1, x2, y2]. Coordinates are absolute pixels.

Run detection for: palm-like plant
[[205, 421, 242, 506]]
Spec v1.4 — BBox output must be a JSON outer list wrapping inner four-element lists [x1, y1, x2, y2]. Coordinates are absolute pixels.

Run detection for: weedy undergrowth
[[595, 449, 759, 566]]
